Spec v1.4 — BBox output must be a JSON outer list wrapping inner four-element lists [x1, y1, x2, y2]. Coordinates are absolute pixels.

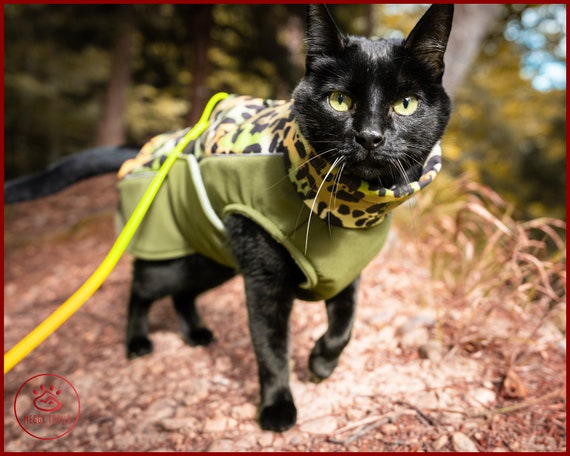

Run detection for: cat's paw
[[185, 327, 215, 346], [127, 336, 154, 359], [259, 399, 297, 432], [309, 352, 339, 380]]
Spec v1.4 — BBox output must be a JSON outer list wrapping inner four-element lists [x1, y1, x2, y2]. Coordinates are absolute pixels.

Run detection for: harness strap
[[187, 154, 226, 233], [4, 92, 229, 375]]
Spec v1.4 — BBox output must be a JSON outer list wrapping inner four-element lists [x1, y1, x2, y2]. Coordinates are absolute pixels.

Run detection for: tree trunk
[[96, 6, 135, 146], [443, 4, 503, 99], [186, 5, 214, 125]]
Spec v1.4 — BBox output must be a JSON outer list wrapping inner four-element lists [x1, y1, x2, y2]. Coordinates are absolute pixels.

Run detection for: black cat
[[5, 5, 454, 432]]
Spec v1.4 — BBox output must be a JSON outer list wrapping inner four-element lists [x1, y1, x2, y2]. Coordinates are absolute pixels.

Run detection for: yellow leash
[[4, 92, 229, 374]]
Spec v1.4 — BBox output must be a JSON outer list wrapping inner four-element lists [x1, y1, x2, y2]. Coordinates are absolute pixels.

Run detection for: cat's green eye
[[328, 91, 353, 112], [393, 96, 419, 116]]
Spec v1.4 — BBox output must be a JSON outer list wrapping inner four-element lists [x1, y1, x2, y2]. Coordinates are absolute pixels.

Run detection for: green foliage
[[207, 4, 303, 98], [126, 85, 188, 141], [445, 36, 566, 220], [4, 5, 112, 177], [394, 173, 566, 322], [4, 4, 566, 224]]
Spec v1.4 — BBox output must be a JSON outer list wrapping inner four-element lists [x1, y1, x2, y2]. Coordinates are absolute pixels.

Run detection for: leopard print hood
[[119, 94, 442, 229], [285, 130, 442, 228]]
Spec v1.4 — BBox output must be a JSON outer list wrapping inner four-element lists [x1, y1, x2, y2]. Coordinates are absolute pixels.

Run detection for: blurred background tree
[[445, 4, 566, 220], [4, 4, 566, 221]]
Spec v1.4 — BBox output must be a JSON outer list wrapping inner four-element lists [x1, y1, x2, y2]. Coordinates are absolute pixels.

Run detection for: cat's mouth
[[344, 156, 412, 189]]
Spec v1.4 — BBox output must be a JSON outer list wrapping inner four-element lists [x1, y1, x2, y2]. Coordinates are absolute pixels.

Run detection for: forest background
[[4, 3, 566, 221], [3, 5, 566, 451]]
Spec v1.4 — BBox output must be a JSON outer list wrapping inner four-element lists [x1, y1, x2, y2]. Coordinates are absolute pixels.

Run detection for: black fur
[[126, 255, 235, 358], [293, 4, 453, 187], [4, 146, 138, 203], [4, 5, 454, 432]]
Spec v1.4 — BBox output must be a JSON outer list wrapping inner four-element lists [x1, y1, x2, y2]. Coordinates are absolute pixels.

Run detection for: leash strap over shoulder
[[4, 92, 229, 374]]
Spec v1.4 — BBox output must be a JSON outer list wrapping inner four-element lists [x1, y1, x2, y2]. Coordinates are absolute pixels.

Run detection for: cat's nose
[[355, 130, 385, 151]]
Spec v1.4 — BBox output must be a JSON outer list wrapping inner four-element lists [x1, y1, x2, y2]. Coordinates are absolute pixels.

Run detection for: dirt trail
[[4, 175, 565, 451]]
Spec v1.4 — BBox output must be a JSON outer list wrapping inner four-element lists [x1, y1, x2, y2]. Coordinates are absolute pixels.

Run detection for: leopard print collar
[[196, 95, 442, 229], [284, 123, 442, 229], [119, 95, 442, 230]]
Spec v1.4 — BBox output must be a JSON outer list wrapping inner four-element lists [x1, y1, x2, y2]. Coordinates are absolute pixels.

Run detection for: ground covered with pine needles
[[4, 173, 566, 451]]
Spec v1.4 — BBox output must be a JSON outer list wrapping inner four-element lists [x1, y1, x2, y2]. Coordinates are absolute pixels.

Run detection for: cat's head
[[292, 4, 454, 188]]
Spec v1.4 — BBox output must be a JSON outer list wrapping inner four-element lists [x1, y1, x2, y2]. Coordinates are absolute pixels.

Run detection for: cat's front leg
[[309, 277, 359, 380], [225, 214, 303, 432], [244, 278, 297, 432]]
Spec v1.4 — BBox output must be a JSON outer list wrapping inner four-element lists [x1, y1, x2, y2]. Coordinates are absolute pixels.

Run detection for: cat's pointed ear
[[404, 4, 454, 81], [305, 4, 345, 59]]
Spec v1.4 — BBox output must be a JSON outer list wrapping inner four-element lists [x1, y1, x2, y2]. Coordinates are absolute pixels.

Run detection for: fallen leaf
[[501, 369, 528, 399]]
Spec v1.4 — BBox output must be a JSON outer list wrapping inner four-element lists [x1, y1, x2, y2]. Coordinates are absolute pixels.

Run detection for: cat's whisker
[[401, 151, 425, 168], [333, 161, 346, 213], [290, 149, 339, 237], [327, 158, 346, 238], [305, 156, 343, 254], [395, 158, 418, 239], [403, 144, 432, 165], [396, 160, 412, 187], [295, 148, 336, 172], [263, 148, 336, 193]]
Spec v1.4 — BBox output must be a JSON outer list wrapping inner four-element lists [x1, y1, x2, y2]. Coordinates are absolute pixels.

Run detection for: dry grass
[[408, 174, 565, 309], [398, 173, 565, 317], [395, 173, 566, 404]]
